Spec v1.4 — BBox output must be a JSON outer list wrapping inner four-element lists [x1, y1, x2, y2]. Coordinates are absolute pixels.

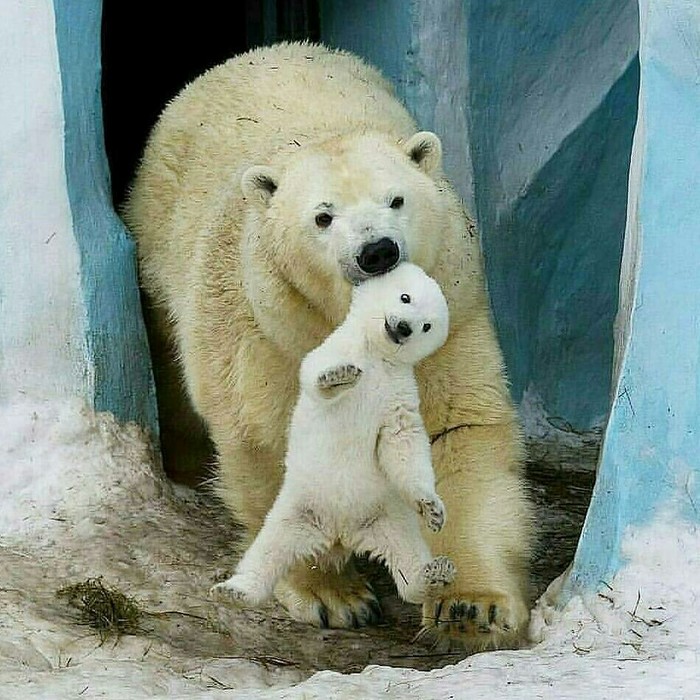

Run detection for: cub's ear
[[241, 165, 279, 205], [404, 131, 443, 176]]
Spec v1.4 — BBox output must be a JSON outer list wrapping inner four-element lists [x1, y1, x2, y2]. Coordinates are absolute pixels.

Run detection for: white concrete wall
[[0, 0, 157, 436], [0, 0, 91, 403]]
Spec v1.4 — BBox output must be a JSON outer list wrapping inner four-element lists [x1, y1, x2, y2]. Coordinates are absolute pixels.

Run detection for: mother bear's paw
[[421, 588, 530, 652], [274, 560, 382, 629]]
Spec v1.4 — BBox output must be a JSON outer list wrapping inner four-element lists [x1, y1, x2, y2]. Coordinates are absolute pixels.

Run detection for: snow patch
[[0, 399, 698, 698], [0, 398, 161, 543], [0, 399, 302, 698], [519, 387, 604, 447]]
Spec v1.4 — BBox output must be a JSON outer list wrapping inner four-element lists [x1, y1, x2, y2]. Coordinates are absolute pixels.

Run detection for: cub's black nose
[[357, 238, 400, 275], [395, 320, 412, 338]]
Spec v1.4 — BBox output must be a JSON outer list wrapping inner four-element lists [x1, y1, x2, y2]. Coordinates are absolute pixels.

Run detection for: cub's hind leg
[[211, 501, 330, 606], [215, 441, 381, 628], [349, 503, 455, 605]]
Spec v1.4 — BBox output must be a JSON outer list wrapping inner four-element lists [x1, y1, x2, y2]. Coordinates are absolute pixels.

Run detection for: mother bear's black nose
[[357, 238, 400, 275]]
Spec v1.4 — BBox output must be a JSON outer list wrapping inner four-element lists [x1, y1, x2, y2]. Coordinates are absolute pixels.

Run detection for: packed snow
[[1, 399, 698, 698]]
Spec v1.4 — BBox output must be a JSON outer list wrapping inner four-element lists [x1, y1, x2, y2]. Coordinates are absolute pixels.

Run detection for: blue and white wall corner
[[2, 0, 699, 602], [0, 0, 157, 436], [322, 0, 700, 594], [565, 0, 700, 595]]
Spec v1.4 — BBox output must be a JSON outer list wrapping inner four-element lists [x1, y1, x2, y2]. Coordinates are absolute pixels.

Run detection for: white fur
[[126, 42, 533, 649], [211, 264, 454, 605]]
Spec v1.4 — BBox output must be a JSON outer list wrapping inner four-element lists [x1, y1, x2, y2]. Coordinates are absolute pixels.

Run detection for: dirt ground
[[1, 433, 599, 683], [201, 433, 600, 673]]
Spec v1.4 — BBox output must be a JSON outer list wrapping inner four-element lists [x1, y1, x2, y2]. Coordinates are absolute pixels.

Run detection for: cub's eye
[[422, 323, 432, 333], [400, 294, 411, 304], [315, 212, 333, 228], [390, 196, 405, 210]]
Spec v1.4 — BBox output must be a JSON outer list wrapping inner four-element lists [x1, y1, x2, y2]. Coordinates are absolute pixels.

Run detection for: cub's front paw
[[422, 555, 456, 589], [317, 364, 362, 396], [416, 496, 446, 532]]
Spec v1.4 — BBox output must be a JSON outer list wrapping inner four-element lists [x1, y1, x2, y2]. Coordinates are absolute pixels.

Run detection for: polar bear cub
[[211, 263, 455, 606]]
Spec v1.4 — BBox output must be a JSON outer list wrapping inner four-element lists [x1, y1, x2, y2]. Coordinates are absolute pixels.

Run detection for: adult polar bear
[[124, 42, 533, 651]]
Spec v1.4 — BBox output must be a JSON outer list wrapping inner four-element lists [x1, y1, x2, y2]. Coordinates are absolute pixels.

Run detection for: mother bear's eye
[[422, 323, 432, 333], [400, 293, 411, 303], [390, 196, 404, 209], [315, 212, 333, 228]]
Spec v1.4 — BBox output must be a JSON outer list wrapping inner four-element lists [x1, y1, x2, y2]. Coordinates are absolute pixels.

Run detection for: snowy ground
[[1, 399, 698, 698]]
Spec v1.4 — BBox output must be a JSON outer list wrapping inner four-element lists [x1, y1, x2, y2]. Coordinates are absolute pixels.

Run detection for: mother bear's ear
[[241, 165, 279, 205], [404, 132, 443, 176]]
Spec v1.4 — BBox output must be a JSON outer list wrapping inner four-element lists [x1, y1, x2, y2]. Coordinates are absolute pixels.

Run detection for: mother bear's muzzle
[[356, 237, 401, 276]]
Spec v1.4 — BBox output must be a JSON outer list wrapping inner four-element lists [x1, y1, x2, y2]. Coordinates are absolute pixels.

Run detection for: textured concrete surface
[[567, 0, 700, 593], [322, 0, 640, 434]]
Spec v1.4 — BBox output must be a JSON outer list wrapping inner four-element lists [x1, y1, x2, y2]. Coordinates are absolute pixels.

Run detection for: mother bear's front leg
[[423, 421, 533, 651]]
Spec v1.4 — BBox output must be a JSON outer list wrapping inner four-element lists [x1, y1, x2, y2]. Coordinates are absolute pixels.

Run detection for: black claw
[[466, 604, 478, 622], [350, 611, 360, 629], [318, 604, 330, 629], [356, 598, 382, 626], [434, 600, 443, 624], [449, 601, 467, 622], [488, 603, 498, 625], [368, 598, 384, 624], [357, 608, 372, 626]]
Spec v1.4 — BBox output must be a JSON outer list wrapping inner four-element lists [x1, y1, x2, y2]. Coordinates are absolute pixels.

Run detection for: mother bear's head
[[239, 131, 450, 332]]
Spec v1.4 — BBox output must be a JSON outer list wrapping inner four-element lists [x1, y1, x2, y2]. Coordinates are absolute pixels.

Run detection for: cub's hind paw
[[422, 556, 455, 588], [210, 581, 247, 604], [417, 496, 446, 532], [317, 364, 362, 396], [209, 574, 266, 606], [402, 556, 456, 604]]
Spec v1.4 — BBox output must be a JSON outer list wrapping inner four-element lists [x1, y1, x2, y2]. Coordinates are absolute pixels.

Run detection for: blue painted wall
[[468, 1, 639, 432], [322, 0, 640, 434], [321, 0, 415, 106], [53, 1, 158, 434], [566, 0, 700, 593], [479, 59, 639, 430]]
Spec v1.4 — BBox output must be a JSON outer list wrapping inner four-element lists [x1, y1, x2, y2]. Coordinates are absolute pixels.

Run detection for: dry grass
[[56, 577, 143, 641]]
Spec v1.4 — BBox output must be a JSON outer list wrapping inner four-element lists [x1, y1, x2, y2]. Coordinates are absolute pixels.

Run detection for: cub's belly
[[296, 458, 390, 532], [286, 398, 391, 534]]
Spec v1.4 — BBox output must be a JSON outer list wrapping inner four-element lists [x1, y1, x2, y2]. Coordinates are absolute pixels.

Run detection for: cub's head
[[240, 131, 449, 326], [351, 262, 449, 365]]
